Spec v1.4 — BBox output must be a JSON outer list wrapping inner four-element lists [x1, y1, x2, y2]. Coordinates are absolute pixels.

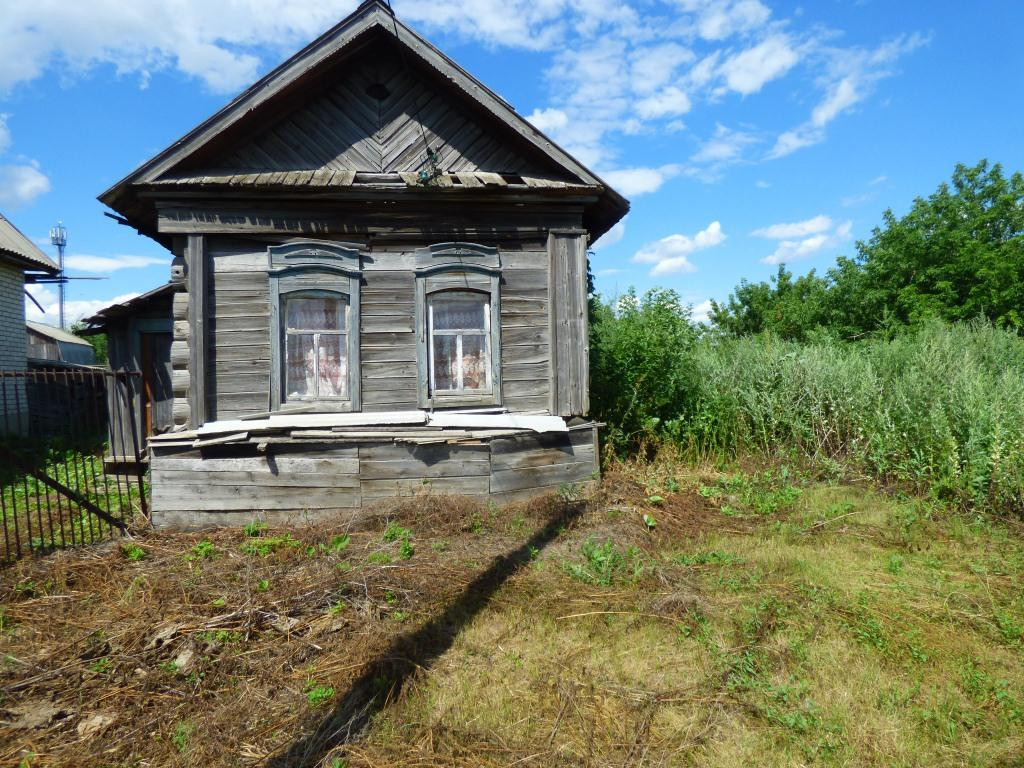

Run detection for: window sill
[[422, 392, 499, 409], [277, 400, 356, 413]]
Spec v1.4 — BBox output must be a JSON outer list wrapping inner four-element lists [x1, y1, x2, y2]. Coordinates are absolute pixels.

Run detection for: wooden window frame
[[415, 243, 502, 409], [268, 241, 362, 412]]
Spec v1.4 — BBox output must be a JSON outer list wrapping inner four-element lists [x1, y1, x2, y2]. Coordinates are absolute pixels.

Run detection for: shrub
[[592, 306, 1024, 517]]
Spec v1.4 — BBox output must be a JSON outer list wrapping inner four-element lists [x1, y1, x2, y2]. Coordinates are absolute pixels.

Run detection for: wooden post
[[187, 234, 208, 427]]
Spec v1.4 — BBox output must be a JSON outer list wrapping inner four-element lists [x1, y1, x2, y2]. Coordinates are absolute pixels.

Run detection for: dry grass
[[2, 456, 1024, 767]]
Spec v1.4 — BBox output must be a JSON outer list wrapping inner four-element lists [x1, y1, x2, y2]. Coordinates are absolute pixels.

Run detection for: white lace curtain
[[284, 294, 348, 399], [429, 292, 489, 392]]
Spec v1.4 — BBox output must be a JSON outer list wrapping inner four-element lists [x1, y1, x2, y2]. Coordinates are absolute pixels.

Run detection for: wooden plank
[[188, 235, 207, 427], [193, 432, 248, 448], [501, 343, 549, 366], [153, 469, 360, 488], [154, 454, 357, 473], [489, 427, 594, 455], [360, 457, 489, 479], [360, 476, 489, 498], [489, 459, 596, 494], [490, 440, 594, 472], [152, 486, 361, 511], [359, 442, 488, 462]]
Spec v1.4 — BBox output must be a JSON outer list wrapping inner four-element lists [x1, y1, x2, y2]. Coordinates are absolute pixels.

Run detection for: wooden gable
[[99, 0, 628, 240], [175, 39, 564, 180]]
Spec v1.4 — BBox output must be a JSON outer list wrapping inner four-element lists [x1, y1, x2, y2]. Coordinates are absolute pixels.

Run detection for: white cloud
[[696, 0, 771, 40], [629, 43, 694, 94], [767, 126, 822, 159], [526, 107, 569, 135], [591, 217, 626, 251], [752, 214, 832, 239], [0, 163, 50, 207], [0, 114, 9, 155], [603, 164, 682, 196], [689, 123, 758, 173], [768, 33, 928, 159], [691, 298, 713, 325], [758, 217, 853, 265], [633, 221, 725, 276], [64, 253, 167, 273], [0, 0, 925, 190], [25, 285, 141, 324], [811, 76, 859, 127], [718, 35, 799, 95], [635, 86, 692, 119], [755, 179, 771, 188]]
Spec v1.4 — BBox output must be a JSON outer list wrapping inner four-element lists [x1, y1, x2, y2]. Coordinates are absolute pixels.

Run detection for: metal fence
[[0, 369, 148, 564]]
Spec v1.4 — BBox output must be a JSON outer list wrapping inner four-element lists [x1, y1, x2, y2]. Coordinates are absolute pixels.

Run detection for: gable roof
[[0, 213, 59, 273], [99, 0, 628, 240], [79, 282, 175, 332], [27, 321, 92, 347]]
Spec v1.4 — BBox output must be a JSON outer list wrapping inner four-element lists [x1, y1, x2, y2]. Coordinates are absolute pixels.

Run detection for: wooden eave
[[98, 0, 628, 243]]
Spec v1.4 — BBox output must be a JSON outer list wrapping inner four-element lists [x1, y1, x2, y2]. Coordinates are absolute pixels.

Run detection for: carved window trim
[[414, 243, 501, 409], [268, 241, 362, 412]]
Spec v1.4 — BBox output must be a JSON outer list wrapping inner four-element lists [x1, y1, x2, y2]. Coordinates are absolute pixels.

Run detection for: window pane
[[286, 295, 345, 331], [286, 333, 315, 397], [432, 294, 486, 330], [461, 334, 488, 390], [431, 334, 456, 391], [317, 333, 348, 397]]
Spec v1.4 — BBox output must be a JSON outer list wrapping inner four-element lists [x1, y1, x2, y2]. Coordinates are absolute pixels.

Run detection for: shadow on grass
[[267, 499, 585, 767]]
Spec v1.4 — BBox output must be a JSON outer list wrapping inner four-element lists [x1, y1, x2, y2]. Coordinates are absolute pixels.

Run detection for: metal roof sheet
[[0, 214, 59, 272]]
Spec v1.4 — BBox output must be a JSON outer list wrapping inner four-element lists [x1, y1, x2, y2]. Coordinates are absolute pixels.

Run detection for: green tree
[[830, 159, 1024, 332], [71, 323, 107, 365], [590, 287, 697, 447], [709, 265, 832, 341], [712, 160, 1024, 339]]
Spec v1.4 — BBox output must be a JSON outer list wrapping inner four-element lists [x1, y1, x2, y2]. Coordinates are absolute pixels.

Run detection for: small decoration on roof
[[416, 147, 443, 186]]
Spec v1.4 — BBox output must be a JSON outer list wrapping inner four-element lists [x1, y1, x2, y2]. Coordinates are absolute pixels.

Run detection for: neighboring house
[[98, 0, 629, 528], [0, 213, 59, 433], [0, 213, 59, 372], [26, 321, 96, 366], [81, 284, 175, 458]]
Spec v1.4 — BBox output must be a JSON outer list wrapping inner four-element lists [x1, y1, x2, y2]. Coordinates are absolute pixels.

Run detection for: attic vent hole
[[365, 82, 391, 101]]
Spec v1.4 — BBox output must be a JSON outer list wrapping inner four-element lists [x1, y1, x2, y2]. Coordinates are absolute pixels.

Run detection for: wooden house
[[98, 0, 628, 528], [0, 213, 59, 433], [26, 321, 96, 366], [81, 284, 176, 461]]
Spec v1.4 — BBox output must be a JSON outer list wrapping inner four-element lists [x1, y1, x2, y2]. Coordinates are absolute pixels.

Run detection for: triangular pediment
[[180, 40, 564, 179], [100, 0, 628, 239]]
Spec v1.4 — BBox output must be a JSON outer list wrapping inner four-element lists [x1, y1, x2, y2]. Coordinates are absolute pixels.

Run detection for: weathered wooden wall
[[203, 236, 553, 421], [149, 425, 596, 528], [105, 294, 175, 457], [548, 230, 589, 416]]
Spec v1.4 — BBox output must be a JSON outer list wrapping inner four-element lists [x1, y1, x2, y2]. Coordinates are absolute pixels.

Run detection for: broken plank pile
[[148, 410, 570, 450]]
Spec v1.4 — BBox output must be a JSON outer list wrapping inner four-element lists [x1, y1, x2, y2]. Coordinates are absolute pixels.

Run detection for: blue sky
[[1, 0, 1021, 325]]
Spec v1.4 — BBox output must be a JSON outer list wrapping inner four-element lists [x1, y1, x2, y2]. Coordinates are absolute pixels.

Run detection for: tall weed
[[592, 301, 1024, 516]]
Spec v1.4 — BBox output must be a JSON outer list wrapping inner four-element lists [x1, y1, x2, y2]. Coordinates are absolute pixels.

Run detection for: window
[[414, 243, 502, 408], [284, 292, 349, 400], [268, 241, 362, 411], [428, 291, 491, 394]]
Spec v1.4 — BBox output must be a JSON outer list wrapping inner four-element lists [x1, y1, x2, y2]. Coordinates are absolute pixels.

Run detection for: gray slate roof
[[0, 213, 59, 273], [26, 321, 93, 347]]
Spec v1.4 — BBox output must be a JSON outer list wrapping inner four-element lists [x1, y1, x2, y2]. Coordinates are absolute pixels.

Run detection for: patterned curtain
[[284, 294, 348, 399], [430, 292, 489, 392]]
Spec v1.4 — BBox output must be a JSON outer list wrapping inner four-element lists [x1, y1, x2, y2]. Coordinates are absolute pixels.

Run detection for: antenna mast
[[49, 221, 67, 329]]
